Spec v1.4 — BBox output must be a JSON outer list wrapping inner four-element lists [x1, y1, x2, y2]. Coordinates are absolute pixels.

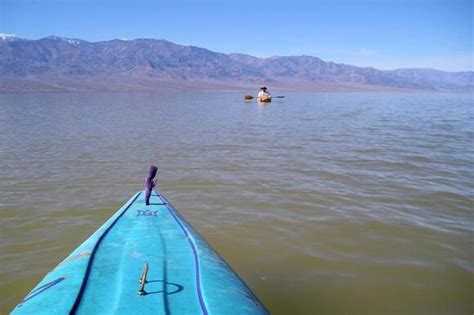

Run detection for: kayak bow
[[12, 168, 268, 315]]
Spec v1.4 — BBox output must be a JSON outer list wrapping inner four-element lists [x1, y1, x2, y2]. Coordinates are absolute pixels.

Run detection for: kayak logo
[[136, 209, 159, 217]]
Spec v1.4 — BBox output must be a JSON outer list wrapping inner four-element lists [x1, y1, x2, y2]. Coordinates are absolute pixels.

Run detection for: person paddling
[[258, 86, 270, 98]]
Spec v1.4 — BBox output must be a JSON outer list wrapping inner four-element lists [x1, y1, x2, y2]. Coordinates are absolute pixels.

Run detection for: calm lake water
[[1, 91, 473, 314]]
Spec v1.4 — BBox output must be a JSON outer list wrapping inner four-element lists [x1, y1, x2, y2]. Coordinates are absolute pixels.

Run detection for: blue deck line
[[156, 191, 208, 315], [69, 192, 143, 314]]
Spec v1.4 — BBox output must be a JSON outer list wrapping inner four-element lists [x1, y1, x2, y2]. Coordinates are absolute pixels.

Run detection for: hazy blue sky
[[1, 0, 472, 71]]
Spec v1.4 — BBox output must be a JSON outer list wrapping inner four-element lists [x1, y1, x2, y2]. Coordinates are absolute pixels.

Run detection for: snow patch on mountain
[[0, 33, 19, 41], [44, 36, 83, 45], [64, 39, 81, 45]]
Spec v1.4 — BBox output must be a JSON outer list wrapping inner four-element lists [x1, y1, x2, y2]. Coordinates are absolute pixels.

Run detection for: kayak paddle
[[244, 95, 285, 100]]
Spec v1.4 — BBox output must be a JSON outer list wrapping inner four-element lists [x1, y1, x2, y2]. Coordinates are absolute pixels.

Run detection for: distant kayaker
[[257, 86, 272, 103], [257, 86, 270, 99]]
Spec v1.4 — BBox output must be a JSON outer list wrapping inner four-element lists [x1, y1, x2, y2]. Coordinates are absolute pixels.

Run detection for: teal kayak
[[12, 170, 268, 314]]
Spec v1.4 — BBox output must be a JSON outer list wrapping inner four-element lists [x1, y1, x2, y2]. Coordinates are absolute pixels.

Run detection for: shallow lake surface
[[1, 91, 473, 314]]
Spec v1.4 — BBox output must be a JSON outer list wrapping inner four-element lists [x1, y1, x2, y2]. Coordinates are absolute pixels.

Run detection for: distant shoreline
[[0, 78, 449, 94]]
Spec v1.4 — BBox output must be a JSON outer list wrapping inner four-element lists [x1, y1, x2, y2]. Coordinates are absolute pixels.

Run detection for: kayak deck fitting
[[13, 167, 268, 314]]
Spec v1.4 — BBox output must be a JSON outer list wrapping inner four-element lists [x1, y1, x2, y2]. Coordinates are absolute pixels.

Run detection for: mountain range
[[1, 34, 472, 92]]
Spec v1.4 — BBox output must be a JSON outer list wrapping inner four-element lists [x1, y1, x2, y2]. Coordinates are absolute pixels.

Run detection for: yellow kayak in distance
[[243, 95, 276, 103], [258, 96, 272, 103]]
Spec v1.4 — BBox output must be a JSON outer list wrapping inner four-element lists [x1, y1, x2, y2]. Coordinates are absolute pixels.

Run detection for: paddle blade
[[148, 165, 158, 179], [145, 165, 158, 205]]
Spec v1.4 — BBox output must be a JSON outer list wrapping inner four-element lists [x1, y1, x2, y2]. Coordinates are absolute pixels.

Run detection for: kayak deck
[[13, 191, 267, 314], [78, 192, 202, 314]]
